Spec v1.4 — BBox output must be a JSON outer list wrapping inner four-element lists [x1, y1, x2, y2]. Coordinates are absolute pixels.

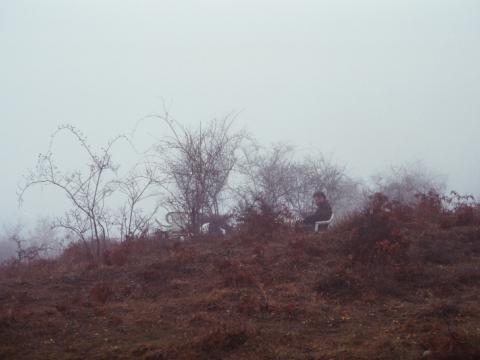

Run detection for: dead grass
[[1, 194, 480, 359]]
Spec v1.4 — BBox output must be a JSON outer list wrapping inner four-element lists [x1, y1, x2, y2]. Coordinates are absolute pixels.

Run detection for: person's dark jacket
[[303, 201, 332, 225]]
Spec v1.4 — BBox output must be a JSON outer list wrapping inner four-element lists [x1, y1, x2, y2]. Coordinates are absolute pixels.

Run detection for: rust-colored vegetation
[[1, 191, 480, 359]]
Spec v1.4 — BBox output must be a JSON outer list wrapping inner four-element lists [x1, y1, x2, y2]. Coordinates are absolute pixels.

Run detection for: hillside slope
[[1, 222, 480, 360]]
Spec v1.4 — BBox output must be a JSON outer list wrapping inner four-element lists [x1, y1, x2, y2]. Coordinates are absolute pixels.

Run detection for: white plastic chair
[[200, 222, 226, 235], [164, 212, 190, 240], [315, 213, 334, 232]]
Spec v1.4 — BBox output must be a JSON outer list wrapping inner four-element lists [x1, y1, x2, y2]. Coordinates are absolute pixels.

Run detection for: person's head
[[313, 191, 327, 206]]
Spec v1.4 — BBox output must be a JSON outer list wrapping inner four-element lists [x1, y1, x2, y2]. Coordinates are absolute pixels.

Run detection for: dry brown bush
[[89, 282, 113, 304], [339, 193, 412, 270], [234, 198, 293, 243]]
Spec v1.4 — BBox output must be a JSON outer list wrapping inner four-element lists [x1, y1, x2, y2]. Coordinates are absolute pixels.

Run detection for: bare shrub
[[287, 154, 363, 218], [371, 162, 445, 205], [150, 111, 246, 234], [2, 222, 50, 264], [237, 143, 363, 220], [237, 143, 295, 212], [19, 125, 128, 260], [115, 163, 164, 241]]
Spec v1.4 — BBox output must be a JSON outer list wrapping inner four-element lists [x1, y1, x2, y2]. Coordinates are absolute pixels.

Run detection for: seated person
[[303, 191, 333, 231]]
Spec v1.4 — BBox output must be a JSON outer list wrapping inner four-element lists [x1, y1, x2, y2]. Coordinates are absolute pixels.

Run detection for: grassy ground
[[1, 223, 480, 359]]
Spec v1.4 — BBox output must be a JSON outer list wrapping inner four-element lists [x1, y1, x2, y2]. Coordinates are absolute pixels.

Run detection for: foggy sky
[[1, 0, 479, 227]]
